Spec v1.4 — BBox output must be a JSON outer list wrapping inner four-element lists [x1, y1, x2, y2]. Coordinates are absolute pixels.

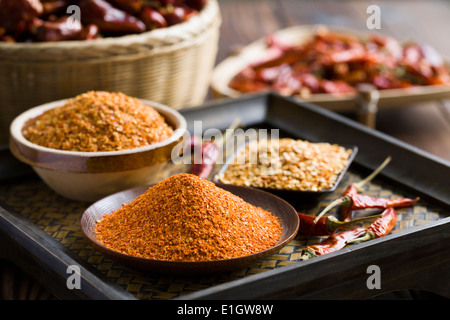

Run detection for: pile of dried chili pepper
[[228, 26, 450, 97], [298, 157, 419, 260], [0, 0, 208, 42], [300, 207, 397, 260], [314, 156, 419, 223]]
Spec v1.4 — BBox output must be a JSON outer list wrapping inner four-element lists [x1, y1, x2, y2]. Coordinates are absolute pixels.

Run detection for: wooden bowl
[[9, 99, 187, 203], [80, 183, 299, 275]]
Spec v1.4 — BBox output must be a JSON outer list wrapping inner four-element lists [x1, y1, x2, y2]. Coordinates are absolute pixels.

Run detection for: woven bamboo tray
[[1, 94, 450, 300], [0, 0, 221, 145]]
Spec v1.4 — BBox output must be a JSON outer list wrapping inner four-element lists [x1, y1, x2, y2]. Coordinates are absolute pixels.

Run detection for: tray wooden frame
[[0, 93, 449, 300]]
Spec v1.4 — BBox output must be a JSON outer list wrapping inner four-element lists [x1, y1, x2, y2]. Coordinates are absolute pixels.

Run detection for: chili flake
[[95, 173, 282, 262], [216, 138, 353, 191], [22, 91, 174, 152]]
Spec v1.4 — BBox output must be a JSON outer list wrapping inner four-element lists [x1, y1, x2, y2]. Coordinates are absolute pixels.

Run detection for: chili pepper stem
[[314, 196, 350, 224], [331, 213, 383, 230], [314, 156, 392, 224], [353, 156, 391, 191], [300, 249, 316, 260], [196, 116, 242, 180], [346, 232, 376, 244]]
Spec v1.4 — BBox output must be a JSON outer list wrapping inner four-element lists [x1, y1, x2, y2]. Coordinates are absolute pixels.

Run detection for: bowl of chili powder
[[81, 173, 299, 275], [9, 91, 187, 202]]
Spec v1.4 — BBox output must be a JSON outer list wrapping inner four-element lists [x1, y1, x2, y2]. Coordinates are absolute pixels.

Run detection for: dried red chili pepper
[[189, 117, 241, 180], [339, 157, 393, 221], [161, 6, 197, 26], [300, 227, 367, 260], [0, 0, 43, 37], [139, 6, 167, 30], [190, 140, 220, 180], [188, 134, 202, 153], [345, 193, 418, 212], [316, 193, 418, 224], [315, 156, 418, 223], [79, 0, 146, 35], [300, 207, 397, 260], [297, 212, 381, 237], [35, 16, 99, 42], [347, 207, 397, 243], [315, 156, 391, 222]]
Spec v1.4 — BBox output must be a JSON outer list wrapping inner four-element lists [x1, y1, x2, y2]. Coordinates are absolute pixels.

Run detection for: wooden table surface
[[213, 0, 450, 162]]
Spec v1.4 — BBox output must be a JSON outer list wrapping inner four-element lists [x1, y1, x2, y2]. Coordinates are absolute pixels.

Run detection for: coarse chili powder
[[22, 91, 174, 152], [95, 173, 282, 262]]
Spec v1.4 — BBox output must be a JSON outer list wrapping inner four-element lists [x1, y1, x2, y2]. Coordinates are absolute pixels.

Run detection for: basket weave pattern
[[0, 0, 221, 144]]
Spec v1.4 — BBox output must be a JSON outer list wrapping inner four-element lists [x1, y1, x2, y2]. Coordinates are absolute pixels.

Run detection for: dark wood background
[[213, 0, 450, 162]]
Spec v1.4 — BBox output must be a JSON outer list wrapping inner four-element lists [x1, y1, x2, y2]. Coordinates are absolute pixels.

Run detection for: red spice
[[95, 173, 282, 262], [23, 91, 173, 152]]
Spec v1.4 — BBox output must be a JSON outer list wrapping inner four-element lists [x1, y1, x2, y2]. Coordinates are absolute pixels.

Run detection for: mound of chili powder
[[95, 173, 282, 262], [23, 91, 173, 152]]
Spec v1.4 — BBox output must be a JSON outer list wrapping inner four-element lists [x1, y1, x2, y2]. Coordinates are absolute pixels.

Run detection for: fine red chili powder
[[95, 173, 282, 262]]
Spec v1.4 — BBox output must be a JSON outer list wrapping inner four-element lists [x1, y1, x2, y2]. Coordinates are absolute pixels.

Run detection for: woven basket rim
[[0, 0, 219, 51]]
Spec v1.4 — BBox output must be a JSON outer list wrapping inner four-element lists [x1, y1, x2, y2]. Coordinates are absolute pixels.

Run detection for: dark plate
[[80, 183, 299, 276], [214, 142, 358, 203]]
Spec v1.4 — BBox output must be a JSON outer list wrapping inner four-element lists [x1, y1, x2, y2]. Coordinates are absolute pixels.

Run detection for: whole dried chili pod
[[188, 134, 202, 153], [315, 193, 418, 224], [300, 227, 367, 260], [139, 6, 167, 30], [190, 140, 220, 180], [300, 207, 397, 260], [339, 156, 392, 221], [190, 117, 241, 180], [78, 0, 146, 35], [297, 212, 382, 237], [35, 16, 99, 41], [347, 207, 397, 244], [314, 156, 397, 223], [35, 16, 81, 41], [343, 193, 419, 213], [161, 5, 197, 26]]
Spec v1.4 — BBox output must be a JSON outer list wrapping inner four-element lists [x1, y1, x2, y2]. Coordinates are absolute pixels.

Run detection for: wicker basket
[[0, 0, 221, 144]]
